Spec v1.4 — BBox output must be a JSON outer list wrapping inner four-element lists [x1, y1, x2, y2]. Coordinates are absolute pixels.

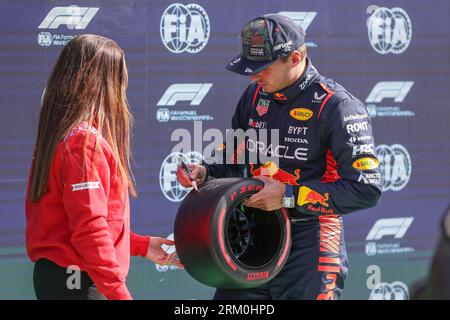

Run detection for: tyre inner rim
[[225, 200, 283, 269], [227, 205, 252, 258]]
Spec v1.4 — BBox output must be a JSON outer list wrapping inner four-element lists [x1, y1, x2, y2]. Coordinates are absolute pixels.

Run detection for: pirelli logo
[[71, 182, 100, 191], [246, 271, 269, 281]]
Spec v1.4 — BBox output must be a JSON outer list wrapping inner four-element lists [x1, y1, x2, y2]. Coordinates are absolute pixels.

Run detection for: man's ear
[[290, 51, 302, 67]]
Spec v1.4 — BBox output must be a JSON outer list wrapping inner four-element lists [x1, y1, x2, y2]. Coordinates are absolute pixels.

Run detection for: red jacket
[[25, 122, 149, 300]]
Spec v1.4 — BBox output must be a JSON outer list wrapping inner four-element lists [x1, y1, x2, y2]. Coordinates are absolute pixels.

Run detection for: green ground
[[0, 245, 431, 300]]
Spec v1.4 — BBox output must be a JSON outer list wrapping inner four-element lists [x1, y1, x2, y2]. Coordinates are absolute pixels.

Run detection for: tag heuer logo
[[256, 99, 270, 116]]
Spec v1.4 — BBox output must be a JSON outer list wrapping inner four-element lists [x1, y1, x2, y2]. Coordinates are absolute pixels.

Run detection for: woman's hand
[[145, 237, 184, 269]]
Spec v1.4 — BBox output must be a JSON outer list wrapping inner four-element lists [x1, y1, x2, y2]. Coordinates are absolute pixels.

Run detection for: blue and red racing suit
[[203, 58, 382, 300]]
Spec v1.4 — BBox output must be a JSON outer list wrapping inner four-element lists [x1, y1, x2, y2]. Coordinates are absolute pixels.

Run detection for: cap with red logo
[[226, 13, 305, 76]]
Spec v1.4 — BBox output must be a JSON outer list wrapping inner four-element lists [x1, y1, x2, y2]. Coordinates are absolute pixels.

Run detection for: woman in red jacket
[[26, 34, 182, 300]]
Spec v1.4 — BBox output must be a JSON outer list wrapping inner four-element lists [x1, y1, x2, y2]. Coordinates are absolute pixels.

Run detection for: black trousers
[[33, 258, 96, 300]]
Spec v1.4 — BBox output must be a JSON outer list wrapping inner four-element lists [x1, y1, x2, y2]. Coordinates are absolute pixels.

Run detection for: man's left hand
[[244, 176, 286, 211]]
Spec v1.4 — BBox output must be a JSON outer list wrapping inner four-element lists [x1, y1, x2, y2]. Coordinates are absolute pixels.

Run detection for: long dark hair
[[29, 34, 136, 202]]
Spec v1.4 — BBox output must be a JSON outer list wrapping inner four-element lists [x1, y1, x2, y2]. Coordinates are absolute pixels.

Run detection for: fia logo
[[159, 151, 203, 202], [367, 7, 412, 54], [376, 144, 411, 191], [160, 3, 210, 53]]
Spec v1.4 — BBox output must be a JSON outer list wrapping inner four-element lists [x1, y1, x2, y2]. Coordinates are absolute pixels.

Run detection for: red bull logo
[[308, 205, 334, 214], [250, 161, 300, 186], [297, 186, 330, 207], [274, 92, 287, 101]]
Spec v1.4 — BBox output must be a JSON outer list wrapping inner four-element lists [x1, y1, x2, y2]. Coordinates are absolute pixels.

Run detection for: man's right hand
[[176, 164, 207, 188]]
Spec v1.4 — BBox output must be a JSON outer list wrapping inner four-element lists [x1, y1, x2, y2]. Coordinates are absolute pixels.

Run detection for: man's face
[[250, 58, 292, 93]]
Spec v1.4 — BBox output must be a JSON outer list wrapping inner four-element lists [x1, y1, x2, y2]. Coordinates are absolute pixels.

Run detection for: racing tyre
[[174, 178, 291, 289]]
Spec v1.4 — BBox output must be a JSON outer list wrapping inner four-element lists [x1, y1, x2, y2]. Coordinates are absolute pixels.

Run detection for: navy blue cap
[[226, 14, 305, 76]]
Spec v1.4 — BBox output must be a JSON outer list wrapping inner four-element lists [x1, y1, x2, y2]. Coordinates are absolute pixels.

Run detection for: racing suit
[[203, 58, 382, 300]]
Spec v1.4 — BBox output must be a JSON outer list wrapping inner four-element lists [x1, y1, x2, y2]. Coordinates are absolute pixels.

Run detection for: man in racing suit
[[177, 14, 382, 300]]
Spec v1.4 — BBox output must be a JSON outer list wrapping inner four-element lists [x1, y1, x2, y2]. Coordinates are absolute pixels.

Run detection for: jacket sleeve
[[203, 86, 253, 179], [293, 97, 382, 215], [130, 232, 150, 257], [61, 134, 132, 300]]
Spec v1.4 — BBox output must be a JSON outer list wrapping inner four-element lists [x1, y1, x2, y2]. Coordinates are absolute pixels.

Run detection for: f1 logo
[[366, 217, 414, 241], [366, 81, 414, 103], [38, 6, 99, 29], [157, 83, 212, 106]]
